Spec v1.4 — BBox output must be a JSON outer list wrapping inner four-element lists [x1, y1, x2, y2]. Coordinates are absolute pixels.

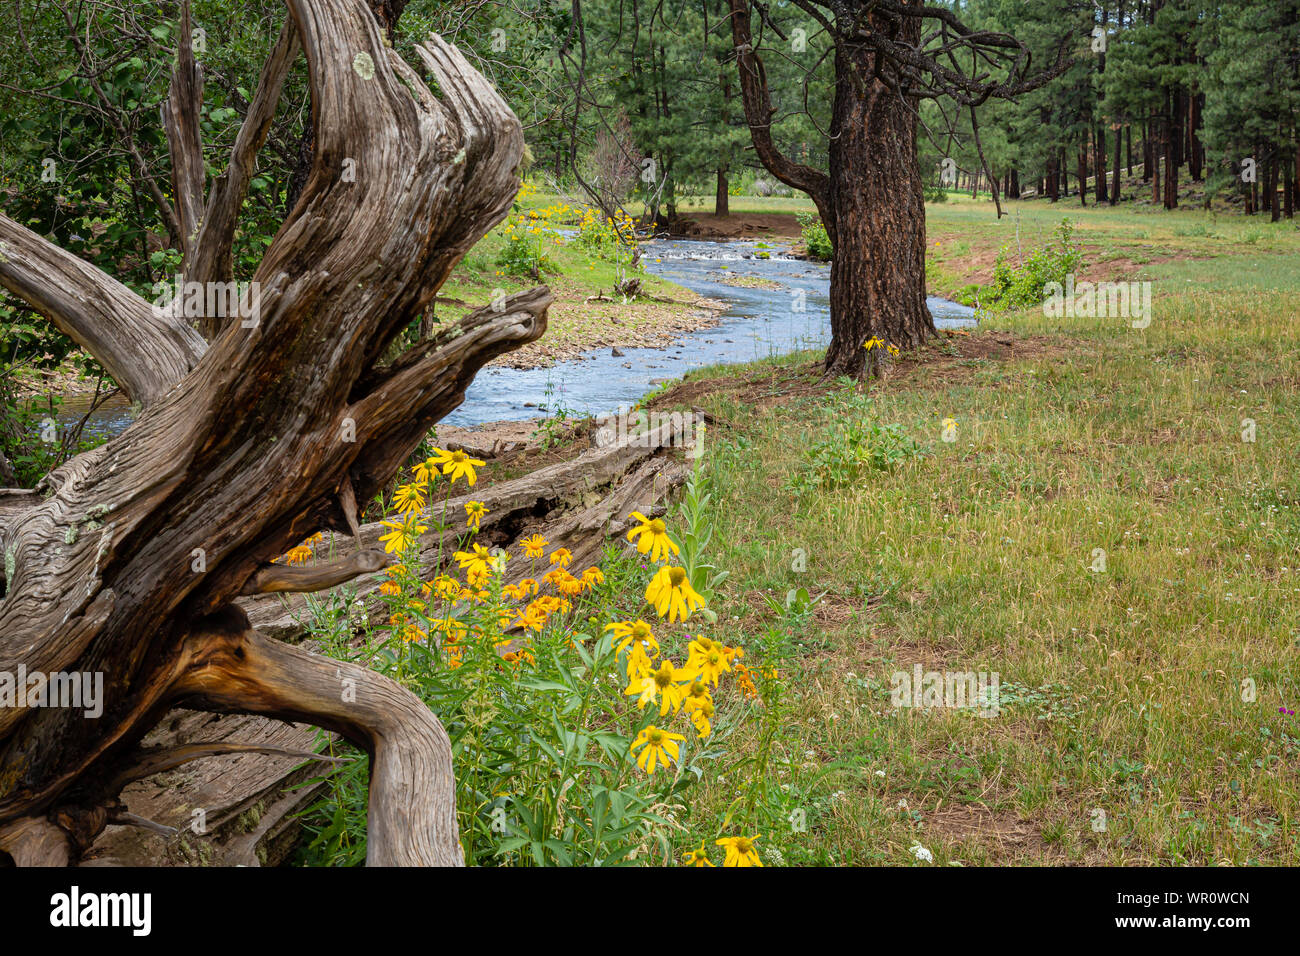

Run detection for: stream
[[55, 237, 976, 437]]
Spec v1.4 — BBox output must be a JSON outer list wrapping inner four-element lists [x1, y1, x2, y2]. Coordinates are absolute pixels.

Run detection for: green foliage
[[572, 208, 639, 268], [677, 432, 729, 624], [531, 379, 575, 450], [295, 542, 732, 867], [797, 213, 833, 261], [787, 420, 923, 494], [987, 218, 1085, 310], [0, 303, 108, 486]]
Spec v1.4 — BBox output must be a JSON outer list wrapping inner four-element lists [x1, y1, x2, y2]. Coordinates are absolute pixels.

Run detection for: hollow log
[[0, 0, 547, 866]]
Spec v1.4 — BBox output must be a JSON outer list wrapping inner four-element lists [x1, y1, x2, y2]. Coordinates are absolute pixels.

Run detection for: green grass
[[648, 229, 1300, 863]]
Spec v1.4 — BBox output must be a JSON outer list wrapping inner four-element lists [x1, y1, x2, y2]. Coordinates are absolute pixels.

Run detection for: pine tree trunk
[[1078, 143, 1089, 206], [1152, 133, 1161, 204], [1095, 125, 1108, 204], [716, 168, 730, 217], [822, 37, 932, 378], [1270, 155, 1281, 222], [1164, 92, 1180, 209], [1188, 92, 1204, 181], [1111, 123, 1123, 204], [1284, 157, 1294, 220], [1143, 121, 1152, 181]]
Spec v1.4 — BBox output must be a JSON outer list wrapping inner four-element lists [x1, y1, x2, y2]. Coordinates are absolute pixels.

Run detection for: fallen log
[[240, 417, 695, 639]]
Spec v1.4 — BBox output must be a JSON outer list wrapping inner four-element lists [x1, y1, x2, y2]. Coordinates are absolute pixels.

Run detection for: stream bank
[[54, 236, 976, 437]]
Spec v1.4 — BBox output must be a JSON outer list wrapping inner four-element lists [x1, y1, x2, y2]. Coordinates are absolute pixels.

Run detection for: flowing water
[[56, 237, 976, 436], [442, 238, 975, 426]]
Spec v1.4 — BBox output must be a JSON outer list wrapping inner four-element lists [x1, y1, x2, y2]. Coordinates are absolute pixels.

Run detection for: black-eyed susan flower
[[625, 659, 689, 715], [605, 619, 659, 655], [631, 725, 685, 773], [520, 533, 548, 559], [716, 835, 763, 867], [645, 566, 706, 622], [392, 482, 426, 515], [624, 641, 655, 681], [454, 543, 494, 583], [379, 515, 428, 554], [689, 698, 714, 738], [626, 511, 680, 563], [682, 841, 714, 867], [687, 636, 730, 687], [464, 500, 489, 532], [431, 447, 485, 486]]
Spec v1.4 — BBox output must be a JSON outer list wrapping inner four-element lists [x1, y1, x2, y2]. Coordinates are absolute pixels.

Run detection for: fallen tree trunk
[[241, 418, 695, 639], [0, 0, 547, 866]]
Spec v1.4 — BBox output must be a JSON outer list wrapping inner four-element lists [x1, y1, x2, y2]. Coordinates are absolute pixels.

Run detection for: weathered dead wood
[[239, 420, 694, 639], [188, 18, 301, 319], [173, 618, 461, 866], [240, 548, 390, 596], [0, 0, 543, 866], [84, 709, 334, 867], [0, 816, 71, 866], [163, 0, 207, 264]]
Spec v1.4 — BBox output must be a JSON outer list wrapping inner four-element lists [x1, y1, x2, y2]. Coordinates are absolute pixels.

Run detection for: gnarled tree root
[[172, 609, 461, 866]]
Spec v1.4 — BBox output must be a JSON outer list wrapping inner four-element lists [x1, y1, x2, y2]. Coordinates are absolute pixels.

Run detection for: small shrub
[[572, 207, 639, 268], [787, 420, 923, 494], [797, 213, 833, 261], [987, 218, 1085, 310]]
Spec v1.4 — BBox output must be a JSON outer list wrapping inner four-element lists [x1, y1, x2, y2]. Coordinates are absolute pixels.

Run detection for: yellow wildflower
[[379, 515, 427, 555], [687, 636, 730, 687], [631, 725, 685, 773], [605, 619, 659, 655], [430, 447, 485, 486], [285, 545, 313, 565], [682, 841, 714, 867], [454, 543, 494, 583], [392, 483, 426, 515], [626, 511, 679, 562], [464, 500, 489, 532], [520, 534, 548, 559], [716, 835, 763, 867], [645, 566, 706, 623], [626, 659, 690, 715]]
